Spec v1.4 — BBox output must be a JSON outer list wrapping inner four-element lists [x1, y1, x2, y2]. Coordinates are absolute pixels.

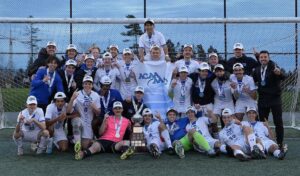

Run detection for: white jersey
[[229, 74, 257, 102], [72, 90, 101, 127], [18, 108, 45, 132], [45, 103, 68, 130], [211, 79, 233, 103], [117, 62, 138, 99], [241, 121, 269, 140], [175, 59, 200, 74], [185, 117, 212, 139], [143, 120, 161, 143], [219, 123, 245, 146], [169, 77, 193, 113], [139, 30, 166, 56], [93, 67, 120, 91]]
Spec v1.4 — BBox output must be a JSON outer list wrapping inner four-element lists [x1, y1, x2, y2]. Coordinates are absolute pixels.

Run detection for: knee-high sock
[[15, 137, 23, 148], [193, 132, 210, 151], [39, 136, 48, 149], [247, 133, 256, 151], [73, 124, 81, 143], [161, 129, 172, 148]]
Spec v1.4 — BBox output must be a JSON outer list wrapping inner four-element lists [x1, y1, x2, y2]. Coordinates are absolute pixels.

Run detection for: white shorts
[[235, 100, 257, 114], [205, 136, 219, 149], [213, 101, 235, 116], [261, 139, 277, 152], [199, 103, 214, 116], [72, 117, 93, 140], [230, 138, 251, 155], [53, 128, 67, 144], [146, 136, 167, 154], [22, 130, 41, 142]]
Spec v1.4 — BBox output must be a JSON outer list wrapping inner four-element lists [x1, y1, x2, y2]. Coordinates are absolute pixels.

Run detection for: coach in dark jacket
[[28, 41, 57, 77], [227, 43, 258, 75], [252, 50, 286, 148]]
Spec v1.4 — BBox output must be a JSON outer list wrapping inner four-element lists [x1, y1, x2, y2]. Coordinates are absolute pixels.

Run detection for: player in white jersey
[[211, 64, 235, 127], [169, 66, 193, 118], [94, 52, 121, 91], [115, 48, 137, 100], [109, 44, 122, 63], [185, 106, 219, 156], [230, 63, 257, 121], [142, 108, 175, 158], [219, 108, 266, 161], [13, 96, 50, 155], [174, 44, 200, 75], [242, 107, 287, 160], [45, 92, 69, 153], [67, 75, 101, 155]]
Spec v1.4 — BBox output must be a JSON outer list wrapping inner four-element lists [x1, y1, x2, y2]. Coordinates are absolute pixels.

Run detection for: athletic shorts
[[213, 101, 235, 116], [235, 100, 257, 114], [22, 130, 41, 142], [205, 136, 219, 149], [96, 139, 117, 153], [53, 128, 67, 144]]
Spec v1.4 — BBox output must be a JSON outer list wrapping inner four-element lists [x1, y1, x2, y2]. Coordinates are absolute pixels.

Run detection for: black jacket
[[227, 54, 258, 75], [189, 72, 216, 105], [122, 98, 148, 120], [252, 60, 286, 106], [57, 69, 77, 102], [28, 48, 49, 77], [74, 68, 97, 90]]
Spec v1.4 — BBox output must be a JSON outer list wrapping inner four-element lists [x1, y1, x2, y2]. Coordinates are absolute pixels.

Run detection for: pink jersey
[[100, 116, 131, 142]]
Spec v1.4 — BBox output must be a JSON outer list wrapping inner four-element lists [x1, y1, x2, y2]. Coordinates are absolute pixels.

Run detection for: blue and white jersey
[[229, 74, 256, 102], [18, 108, 45, 132], [185, 117, 213, 139], [241, 121, 269, 140], [143, 119, 161, 142], [219, 122, 245, 146], [45, 103, 68, 130]]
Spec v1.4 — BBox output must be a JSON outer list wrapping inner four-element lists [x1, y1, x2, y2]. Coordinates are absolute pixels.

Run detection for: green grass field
[[0, 129, 300, 176], [1, 88, 29, 112]]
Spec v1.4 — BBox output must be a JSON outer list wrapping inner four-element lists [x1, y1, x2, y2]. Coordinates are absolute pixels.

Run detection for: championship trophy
[[130, 113, 147, 152]]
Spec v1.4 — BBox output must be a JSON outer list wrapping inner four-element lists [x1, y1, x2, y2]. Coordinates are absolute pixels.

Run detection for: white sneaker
[[31, 143, 37, 152], [17, 147, 24, 156]]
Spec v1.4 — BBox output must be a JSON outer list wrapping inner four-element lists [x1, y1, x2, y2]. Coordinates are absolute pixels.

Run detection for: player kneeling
[[185, 106, 220, 157], [242, 107, 287, 160], [75, 101, 134, 160], [13, 96, 50, 155], [142, 108, 175, 159], [219, 108, 266, 161], [45, 92, 69, 153]]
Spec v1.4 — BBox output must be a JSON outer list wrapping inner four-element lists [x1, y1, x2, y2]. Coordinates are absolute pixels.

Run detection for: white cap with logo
[[84, 54, 95, 61], [66, 44, 77, 51], [222, 108, 233, 116], [233, 63, 244, 70], [246, 107, 257, 113], [186, 106, 196, 113], [100, 76, 112, 85], [135, 86, 144, 93], [54, 92, 66, 99], [144, 18, 155, 24], [122, 48, 132, 55], [178, 65, 189, 73], [103, 52, 113, 59], [150, 44, 160, 51], [199, 62, 211, 71], [113, 101, 123, 109], [109, 44, 119, 51], [183, 44, 193, 50], [83, 75, 93, 83], [26, 96, 38, 105], [142, 108, 153, 116], [233, 43, 244, 50], [213, 64, 225, 72], [65, 59, 77, 66], [46, 41, 56, 47]]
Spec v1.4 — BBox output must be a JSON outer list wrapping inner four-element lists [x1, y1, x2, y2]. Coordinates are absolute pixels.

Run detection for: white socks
[[247, 133, 256, 151], [161, 129, 172, 148]]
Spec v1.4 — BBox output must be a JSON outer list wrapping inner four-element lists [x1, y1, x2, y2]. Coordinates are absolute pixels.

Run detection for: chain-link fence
[[0, 0, 299, 128]]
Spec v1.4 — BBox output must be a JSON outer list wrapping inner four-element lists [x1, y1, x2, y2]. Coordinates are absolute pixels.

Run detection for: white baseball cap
[[186, 106, 196, 113], [233, 63, 244, 70], [199, 62, 211, 71], [222, 108, 233, 116], [123, 48, 132, 55], [66, 44, 77, 51], [183, 44, 193, 50], [83, 75, 93, 83], [135, 86, 144, 93], [109, 44, 119, 51], [65, 59, 77, 66], [113, 101, 123, 109], [150, 44, 160, 51], [142, 108, 153, 116], [46, 41, 56, 47], [26, 96, 37, 105], [100, 76, 112, 85], [103, 52, 113, 59], [208, 52, 218, 58], [213, 64, 225, 72], [233, 43, 244, 50], [178, 66, 189, 73], [144, 18, 155, 25], [54, 92, 66, 99], [246, 107, 257, 113], [84, 54, 95, 61]]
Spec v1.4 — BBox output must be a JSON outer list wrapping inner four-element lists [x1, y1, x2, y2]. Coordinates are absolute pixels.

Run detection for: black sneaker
[[150, 144, 160, 159], [165, 147, 175, 155], [251, 145, 266, 159], [236, 153, 250, 162], [278, 147, 288, 160]]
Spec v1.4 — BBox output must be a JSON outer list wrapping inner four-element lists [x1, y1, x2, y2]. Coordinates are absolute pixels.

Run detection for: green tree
[[196, 44, 206, 60], [121, 15, 144, 54], [166, 39, 176, 60]]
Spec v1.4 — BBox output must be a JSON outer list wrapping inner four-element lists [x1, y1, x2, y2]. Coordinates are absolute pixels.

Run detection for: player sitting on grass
[[185, 106, 220, 157], [142, 108, 175, 159], [13, 96, 51, 155], [242, 107, 287, 160], [75, 101, 134, 160], [45, 92, 69, 153], [66, 75, 101, 154], [165, 108, 214, 159], [219, 108, 266, 161]]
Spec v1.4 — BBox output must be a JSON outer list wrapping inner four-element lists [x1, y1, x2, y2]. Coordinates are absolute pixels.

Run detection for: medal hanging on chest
[[198, 78, 205, 98], [47, 69, 56, 93], [218, 81, 225, 99], [124, 64, 131, 83], [261, 66, 267, 86], [100, 91, 111, 114], [114, 116, 123, 138], [179, 81, 186, 104]]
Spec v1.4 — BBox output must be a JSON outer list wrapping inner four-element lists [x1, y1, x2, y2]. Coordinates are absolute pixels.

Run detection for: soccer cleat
[[17, 147, 24, 156], [120, 147, 135, 160], [75, 151, 84, 160], [251, 145, 266, 159], [150, 143, 160, 159], [166, 147, 175, 155], [74, 141, 81, 153], [278, 148, 288, 160], [174, 141, 185, 159], [236, 153, 250, 161], [214, 146, 221, 156], [207, 149, 217, 157]]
